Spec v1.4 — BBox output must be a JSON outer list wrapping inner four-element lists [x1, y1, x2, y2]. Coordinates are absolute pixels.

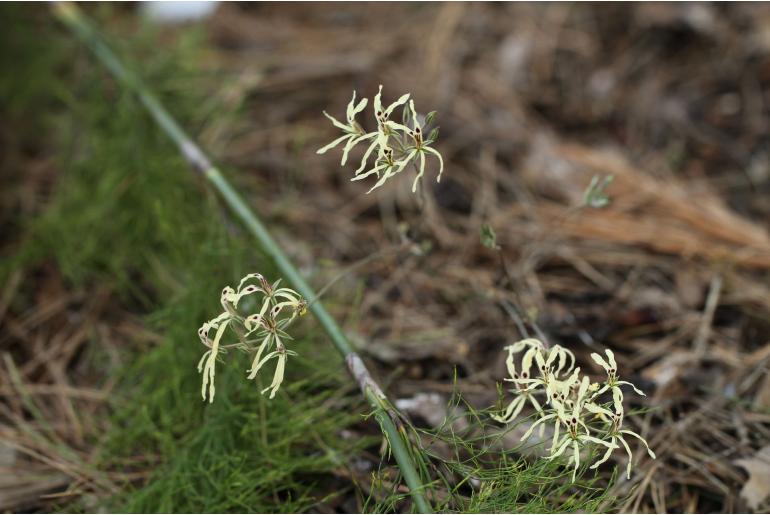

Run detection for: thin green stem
[[53, 3, 432, 512]]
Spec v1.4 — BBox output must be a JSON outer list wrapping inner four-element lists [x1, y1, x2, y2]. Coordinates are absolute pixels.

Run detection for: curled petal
[[612, 386, 625, 418], [620, 429, 656, 459], [244, 314, 265, 333], [408, 99, 420, 130], [505, 346, 518, 379], [529, 394, 544, 415], [423, 146, 444, 182], [366, 167, 396, 194], [236, 273, 266, 294], [249, 350, 279, 381], [617, 380, 646, 396], [521, 346, 540, 376], [340, 134, 360, 166], [551, 417, 561, 452]]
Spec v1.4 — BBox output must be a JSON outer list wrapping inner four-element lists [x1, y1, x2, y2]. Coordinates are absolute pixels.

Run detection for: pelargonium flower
[[317, 90, 376, 167], [318, 85, 445, 194], [196, 273, 306, 403], [494, 338, 656, 482]]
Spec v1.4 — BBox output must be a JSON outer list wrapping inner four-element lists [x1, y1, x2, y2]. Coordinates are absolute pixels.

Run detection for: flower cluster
[[318, 85, 444, 194], [493, 338, 656, 481], [197, 273, 307, 403]]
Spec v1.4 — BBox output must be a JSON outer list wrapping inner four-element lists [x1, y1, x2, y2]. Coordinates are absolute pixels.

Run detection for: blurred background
[[2, 2, 770, 513]]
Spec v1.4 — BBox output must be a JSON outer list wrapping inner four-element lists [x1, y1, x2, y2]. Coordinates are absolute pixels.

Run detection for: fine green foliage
[[4, 8, 371, 513], [421, 390, 618, 513]]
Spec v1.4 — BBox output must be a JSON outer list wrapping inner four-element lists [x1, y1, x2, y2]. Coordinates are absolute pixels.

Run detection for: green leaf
[[480, 223, 500, 250], [427, 127, 439, 144], [582, 174, 614, 209]]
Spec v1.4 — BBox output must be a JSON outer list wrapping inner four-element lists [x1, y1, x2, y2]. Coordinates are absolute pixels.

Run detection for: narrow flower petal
[[263, 352, 287, 399], [384, 120, 411, 134], [373, 85, 384, 117], [423, 146, 444, 182], [572, 442, 581, 482], [352, 97, 368, 118], [617, 434, 634, 479], [548, 437, 571, 460], [612, 386, 624, 417], [590, 436, 617, 469], [197, 350, 210, 373], [617, 381, 646, 396], [412, 151, 426, 192], [322, 110, 349, 132], [520, 412, 556, 442], [620, 429, 656, 459], [581, 435, 617, 448], [505, 346, 518, 379], [491, 395, 526, 423], [247, 334, 273, 379], [366, 167, 396, 193], [355, 138, 380, 175], [408, 99, 419, 130], [551, 421, 561, 453], [384, 93, 411, 117], [352, 163, 385, 182], [346, 91, 358, 122], [318, 134, 352, 155], [590, 352, 610, 372]]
